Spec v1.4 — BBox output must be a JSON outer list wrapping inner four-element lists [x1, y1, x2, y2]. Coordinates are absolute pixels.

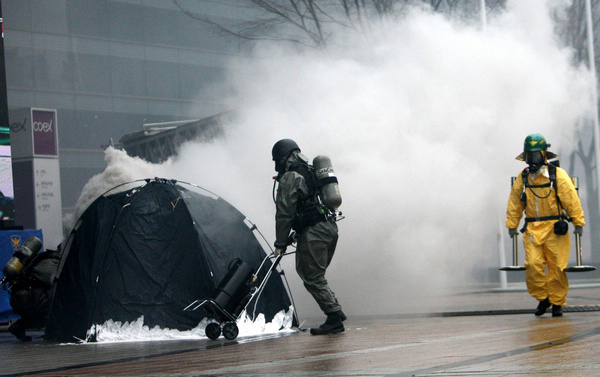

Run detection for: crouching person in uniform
[[271, 139, 345, 335], [7, 248, 60, 341]]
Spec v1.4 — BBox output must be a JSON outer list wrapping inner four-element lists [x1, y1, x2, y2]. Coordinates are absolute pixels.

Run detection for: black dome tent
[[45, 178, 294, 342]]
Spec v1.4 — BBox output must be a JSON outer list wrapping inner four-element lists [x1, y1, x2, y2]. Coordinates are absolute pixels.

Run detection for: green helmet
[[523, 133, 548, 152], [516, 133, 558, 161]]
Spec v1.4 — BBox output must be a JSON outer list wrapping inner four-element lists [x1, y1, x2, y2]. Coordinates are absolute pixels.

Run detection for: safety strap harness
[[521, 163, 570, 232], [524, 215, 565, 223]]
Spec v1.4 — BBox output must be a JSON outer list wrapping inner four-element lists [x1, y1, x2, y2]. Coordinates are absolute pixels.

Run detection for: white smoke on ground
[[69, 1, 594, 318]]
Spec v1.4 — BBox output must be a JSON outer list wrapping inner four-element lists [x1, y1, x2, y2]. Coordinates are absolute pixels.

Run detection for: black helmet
[[272, 139, 300, 161]]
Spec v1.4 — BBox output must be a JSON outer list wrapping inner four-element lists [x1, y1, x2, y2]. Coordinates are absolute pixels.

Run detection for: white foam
[[81, 306, 295, 344]]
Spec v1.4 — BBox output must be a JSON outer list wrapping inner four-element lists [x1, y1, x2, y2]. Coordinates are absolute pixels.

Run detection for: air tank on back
[[2, 236, 43, 283], [313, 155, 342, 211]]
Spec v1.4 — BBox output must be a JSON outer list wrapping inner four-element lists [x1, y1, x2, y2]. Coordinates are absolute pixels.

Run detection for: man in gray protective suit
[[271, 139, 345, 335]]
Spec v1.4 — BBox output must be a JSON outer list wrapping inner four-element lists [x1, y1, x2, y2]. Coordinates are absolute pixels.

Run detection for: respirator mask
[[274, 158, 287, 178], [525, 151, 544, 173]]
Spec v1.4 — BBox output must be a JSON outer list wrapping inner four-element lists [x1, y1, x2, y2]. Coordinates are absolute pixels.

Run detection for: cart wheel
[[205, 322, 221, 340], [222, 322, 239, 340]]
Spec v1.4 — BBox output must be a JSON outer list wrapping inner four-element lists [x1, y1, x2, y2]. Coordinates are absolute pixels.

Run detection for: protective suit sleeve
[[506, 170, 525, 229], [556, 167, 585, 227], [275, 171, 309, 247]]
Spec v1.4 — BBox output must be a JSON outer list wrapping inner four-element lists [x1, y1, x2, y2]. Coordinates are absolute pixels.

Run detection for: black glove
[[508, 228, 519, 238], [273, 241, 287, 256], [287, 231, 298, 245]]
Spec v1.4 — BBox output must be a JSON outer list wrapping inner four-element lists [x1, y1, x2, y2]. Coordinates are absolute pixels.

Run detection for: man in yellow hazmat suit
[[506, 133, 585, 317]]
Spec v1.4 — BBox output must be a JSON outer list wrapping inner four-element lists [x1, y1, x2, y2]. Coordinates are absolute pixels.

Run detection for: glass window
[[66, 0, 110, 38], [30, 0, 68, 34], [75, 53, 112, 93], [145, 60, 180, 99], [107, 2, 147, 43], [110, 56, 146, 97]]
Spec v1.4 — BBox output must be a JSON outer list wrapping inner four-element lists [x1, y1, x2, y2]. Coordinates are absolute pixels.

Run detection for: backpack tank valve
[[313, 155, 342, 210], [2, 236, 43, 283]]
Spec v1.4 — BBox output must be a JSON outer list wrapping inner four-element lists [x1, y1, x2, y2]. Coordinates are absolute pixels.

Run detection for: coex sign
[[31, 109, 58, 157]]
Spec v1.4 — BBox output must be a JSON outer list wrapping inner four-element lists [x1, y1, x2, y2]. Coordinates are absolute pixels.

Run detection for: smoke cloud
[[69, 1, 594, 317]]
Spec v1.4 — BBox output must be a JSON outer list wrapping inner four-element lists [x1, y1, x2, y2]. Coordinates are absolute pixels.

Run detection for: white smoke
[[69, 1, 594, 317], [63, 148, 167, 232]]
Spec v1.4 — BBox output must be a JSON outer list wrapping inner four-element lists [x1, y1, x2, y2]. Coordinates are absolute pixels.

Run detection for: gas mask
[[525, 151, 544, 173], [274, 159, 286, 177], [274, 154, 292, 181]]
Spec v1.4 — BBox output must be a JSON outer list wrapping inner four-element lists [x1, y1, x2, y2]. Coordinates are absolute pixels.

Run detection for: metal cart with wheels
[[184, 253, 284, 340]]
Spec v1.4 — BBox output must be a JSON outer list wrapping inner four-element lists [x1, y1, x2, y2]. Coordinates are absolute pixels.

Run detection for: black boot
[[8, 321, 32, 342], [310, 311, 344, 335], [535, 297, 550, 316], [340, 310, 347, 322], [552, 305, 563, 317]]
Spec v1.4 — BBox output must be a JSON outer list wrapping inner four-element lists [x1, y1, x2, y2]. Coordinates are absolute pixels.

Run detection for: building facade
[[3, 0, 248, 221]]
